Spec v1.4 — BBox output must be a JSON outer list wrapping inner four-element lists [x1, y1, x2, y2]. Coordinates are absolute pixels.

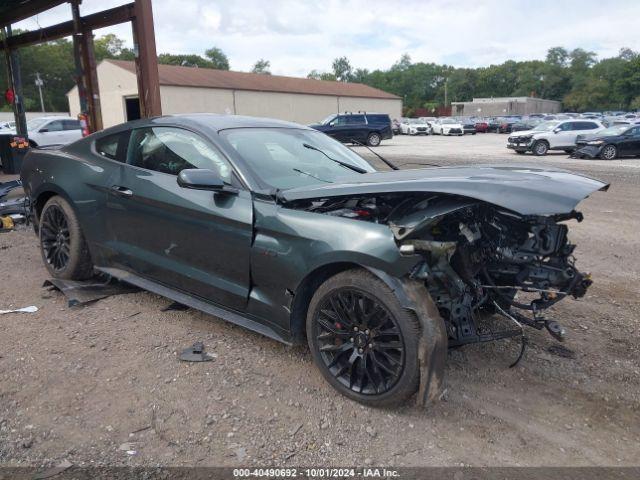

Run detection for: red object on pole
[[4, 88, 14, 104], [77, 113, 90, 137]]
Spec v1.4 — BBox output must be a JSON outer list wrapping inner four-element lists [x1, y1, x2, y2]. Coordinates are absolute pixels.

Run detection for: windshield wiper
[[302, 143, 367, 174], [348, 138, 399, 170], [349, 138, 440, 168], [293, 168, 332, 183]]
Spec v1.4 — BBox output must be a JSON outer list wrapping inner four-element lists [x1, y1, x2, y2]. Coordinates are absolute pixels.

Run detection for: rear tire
[[600, 144, 618, 160], [366, 132, 381, 147], [532, 140, 549, 156], [306, 269, 424, 407], [39, 196, 94, 280]]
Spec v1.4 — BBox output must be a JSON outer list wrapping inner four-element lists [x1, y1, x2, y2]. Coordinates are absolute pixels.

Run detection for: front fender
[[247, 199, 422, 333]]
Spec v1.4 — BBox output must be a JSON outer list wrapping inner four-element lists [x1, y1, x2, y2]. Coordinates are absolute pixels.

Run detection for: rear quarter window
[[366, 114, 391, 124], [95, 133, 122, 161]]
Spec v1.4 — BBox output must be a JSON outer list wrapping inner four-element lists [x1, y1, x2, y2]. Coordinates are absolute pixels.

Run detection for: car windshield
[[599, 125, 630, 136], [441, 119, 456, 124], [221, 128, 375, 190], [26, 118, 50, 131], [320, 114, 337, 125], [531, 121, 560, 131]]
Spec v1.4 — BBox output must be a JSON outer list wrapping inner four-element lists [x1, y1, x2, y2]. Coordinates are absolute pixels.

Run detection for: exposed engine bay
[[289, 193, 593, 353]]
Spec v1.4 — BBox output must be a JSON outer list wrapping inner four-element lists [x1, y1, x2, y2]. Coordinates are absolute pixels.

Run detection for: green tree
[[158, 53, 214, 68], [94, 33, 135, 61], [307, 70, 337, 81], [332, 56, 353, 82], [204, 47, 230, 70], [251, 59, 271, 74]]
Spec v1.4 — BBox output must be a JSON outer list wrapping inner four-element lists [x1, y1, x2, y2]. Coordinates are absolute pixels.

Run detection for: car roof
[[170, 113, 309, 131], [102, 114, 313, 134]]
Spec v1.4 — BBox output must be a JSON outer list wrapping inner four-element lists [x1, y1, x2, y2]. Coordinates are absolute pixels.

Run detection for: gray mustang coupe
[[21, 114, 608, 406]]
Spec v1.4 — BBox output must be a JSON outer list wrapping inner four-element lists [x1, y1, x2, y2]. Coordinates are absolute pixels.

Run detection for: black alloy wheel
[[40, 204, 71, 272], [312, 287, 405, 395]]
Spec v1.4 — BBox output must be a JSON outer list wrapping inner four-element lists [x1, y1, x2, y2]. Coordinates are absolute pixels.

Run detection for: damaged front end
[[287, 190, 600, 354]]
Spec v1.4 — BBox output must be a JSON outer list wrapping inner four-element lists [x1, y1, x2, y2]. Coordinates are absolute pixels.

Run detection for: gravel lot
[[1, 133, 638, 469]]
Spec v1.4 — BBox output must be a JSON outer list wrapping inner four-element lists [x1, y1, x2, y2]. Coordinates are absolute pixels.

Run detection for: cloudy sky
[[14, 0, 640, 77]]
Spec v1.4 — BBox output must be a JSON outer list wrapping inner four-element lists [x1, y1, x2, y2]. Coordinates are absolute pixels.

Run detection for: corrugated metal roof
[[107, 60, 399, 100]]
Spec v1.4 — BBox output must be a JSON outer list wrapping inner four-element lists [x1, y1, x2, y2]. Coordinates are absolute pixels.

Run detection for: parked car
[[431, 118, 464, 136], [571, 124, 640, 160], [486, 117, 503, 132], [498, 117, 520, 134], [507, 119, 606, 156], [20, 114, 606, 406], [511, 118, 542, 132], [474, 120, 489, 133], [391, 118, 402, 135], [458, 118, 477, 135], [4, 116, 82, 147], [0, 120, 16, 131], [400, 118, 431, 135], [310, 112, 392, 146]]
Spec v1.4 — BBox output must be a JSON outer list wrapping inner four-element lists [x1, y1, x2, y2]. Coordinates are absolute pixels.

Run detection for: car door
[[104, 125, 253, 311], [36, 119, 66, 146], [324, 115, 352, 142], [345, 114, 367, 143], [550, 121, 575, 148], [62, 119, 83, 144], [618, 126, 640, 156]]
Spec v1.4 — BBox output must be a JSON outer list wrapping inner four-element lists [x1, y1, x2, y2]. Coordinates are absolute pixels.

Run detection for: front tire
[[366, 132, 381, 147], [306, 269, 423, 406], [600, 144, 618, 160], [532, 140, 549, 156], [39, 196, 94, 280]]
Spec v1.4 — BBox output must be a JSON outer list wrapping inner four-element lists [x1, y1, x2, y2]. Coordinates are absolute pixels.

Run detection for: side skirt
[[96, 266, 292, 346]]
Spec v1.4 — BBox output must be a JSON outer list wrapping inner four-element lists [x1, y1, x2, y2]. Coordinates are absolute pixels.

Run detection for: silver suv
[[507, 120, 605, 156]]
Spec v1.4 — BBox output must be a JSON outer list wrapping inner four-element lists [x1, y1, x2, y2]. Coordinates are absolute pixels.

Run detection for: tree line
[[0, 33, 269, 113], [312, 47, 640, 115], [1, 33, 638, 115]]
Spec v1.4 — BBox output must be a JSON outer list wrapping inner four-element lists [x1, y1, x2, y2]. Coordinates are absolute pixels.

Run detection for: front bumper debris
[[570, 145, 603, 159]]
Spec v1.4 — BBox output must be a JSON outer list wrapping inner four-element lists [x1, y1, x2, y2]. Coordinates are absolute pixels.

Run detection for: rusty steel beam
[[0, 0, 68, 27], [132, 0, 162, 118], [2, 26, 28, 137], [80, 28, 102, 132], [70, 1, 87, 117], [1, 3, 136, 50]]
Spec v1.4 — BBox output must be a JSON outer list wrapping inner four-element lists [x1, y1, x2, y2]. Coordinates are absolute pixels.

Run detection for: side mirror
[[553, 128, 561, 134], [39, 128, 49, 133], [177, 169, 236, 194]]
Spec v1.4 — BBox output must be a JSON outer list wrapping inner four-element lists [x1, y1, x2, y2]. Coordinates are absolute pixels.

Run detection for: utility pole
[[35, 72, 45, 112], [444, 78, 449, 111]]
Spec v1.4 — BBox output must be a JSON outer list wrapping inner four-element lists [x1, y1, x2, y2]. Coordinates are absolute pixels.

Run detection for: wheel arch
[[31, 184, 75, 230], [288, 262, 416, 344]]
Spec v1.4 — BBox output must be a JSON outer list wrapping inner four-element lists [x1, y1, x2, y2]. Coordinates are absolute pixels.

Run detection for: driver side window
[[126, 126, 232, 182]]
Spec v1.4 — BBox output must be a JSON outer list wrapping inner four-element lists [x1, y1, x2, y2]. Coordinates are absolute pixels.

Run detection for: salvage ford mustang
[[21, 114, 608, 406]]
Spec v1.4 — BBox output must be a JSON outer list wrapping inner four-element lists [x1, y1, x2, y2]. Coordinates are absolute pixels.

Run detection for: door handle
[[110, 185, 133, 197]]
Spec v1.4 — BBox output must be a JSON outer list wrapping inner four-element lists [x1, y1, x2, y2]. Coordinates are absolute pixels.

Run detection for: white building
[[451, 96, 562, 117], [67, 60, 402, 128]]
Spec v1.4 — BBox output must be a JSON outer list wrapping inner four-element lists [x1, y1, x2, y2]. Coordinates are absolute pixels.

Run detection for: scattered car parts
[[179, 341, 216, 362], [42, 276, 139, 307]]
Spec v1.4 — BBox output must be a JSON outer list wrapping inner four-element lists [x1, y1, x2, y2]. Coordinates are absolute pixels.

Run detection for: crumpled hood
[[509, 129, 540, 137], [281, 165, 609, 216]]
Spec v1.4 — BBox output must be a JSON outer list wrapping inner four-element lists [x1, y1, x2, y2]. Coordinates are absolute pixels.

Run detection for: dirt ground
[[0, 133, 638, 469]]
